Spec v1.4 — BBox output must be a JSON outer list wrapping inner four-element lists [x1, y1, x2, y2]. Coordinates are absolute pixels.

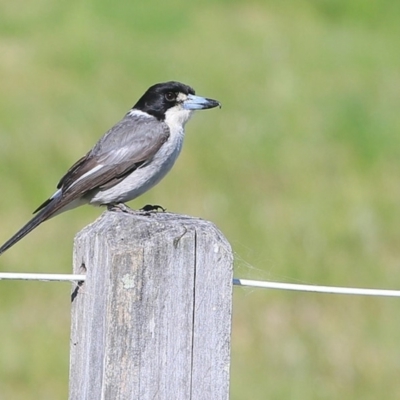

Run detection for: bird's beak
[[182, 94, 221, 110]]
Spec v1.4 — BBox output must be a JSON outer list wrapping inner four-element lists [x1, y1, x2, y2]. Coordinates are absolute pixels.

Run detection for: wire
[[0, 273, 86, 282], [1, 273, 399, 297], [233, 278, 400, 297]]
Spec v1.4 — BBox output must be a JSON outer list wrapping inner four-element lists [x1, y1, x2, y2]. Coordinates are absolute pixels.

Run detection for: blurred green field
[[1, 0, 400, 398]]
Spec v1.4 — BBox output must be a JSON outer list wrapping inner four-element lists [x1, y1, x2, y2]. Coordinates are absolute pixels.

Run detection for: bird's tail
[[0, 197, 64, 256]]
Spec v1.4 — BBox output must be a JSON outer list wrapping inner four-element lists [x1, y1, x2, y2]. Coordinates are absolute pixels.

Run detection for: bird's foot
[[140, 204, 166, 213], [107, 203, 166, 216], [107, 203, 136, 214]]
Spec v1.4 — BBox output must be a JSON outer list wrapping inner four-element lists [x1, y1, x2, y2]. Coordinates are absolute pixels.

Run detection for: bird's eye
[[165, 92, 176, 102]]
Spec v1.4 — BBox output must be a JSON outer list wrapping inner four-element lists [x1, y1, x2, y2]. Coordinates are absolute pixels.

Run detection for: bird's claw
[[107, 203, 166, 216], [107, 203, 136, 214]]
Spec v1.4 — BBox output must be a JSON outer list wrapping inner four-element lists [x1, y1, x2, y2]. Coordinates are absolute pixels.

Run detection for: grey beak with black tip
[[183, 94, 221, 110]]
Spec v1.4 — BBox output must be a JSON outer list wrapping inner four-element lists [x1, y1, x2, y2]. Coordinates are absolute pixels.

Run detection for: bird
[[0, 81, 221, 255]]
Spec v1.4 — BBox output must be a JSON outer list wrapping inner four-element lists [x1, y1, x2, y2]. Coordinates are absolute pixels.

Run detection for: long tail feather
[[0, 198, 64, 255]]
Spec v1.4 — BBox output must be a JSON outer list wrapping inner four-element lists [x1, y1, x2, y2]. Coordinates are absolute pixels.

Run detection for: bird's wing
[[33, 115, 169, 213]]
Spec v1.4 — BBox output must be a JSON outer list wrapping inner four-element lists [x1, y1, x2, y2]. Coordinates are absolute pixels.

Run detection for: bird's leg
[[107, 203, 136, 214], [140, 204, 166, 212], [107, 203, 166, 216]]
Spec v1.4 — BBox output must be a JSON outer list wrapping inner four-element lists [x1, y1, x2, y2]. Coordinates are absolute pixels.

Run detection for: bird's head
[[132, 81, 221, 127]]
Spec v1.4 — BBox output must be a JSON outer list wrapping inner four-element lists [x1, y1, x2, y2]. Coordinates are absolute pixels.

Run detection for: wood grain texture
[[69, 210, 233, 400]]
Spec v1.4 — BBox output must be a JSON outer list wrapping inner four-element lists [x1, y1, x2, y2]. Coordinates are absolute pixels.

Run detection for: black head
[[133, 81, 196, 121]]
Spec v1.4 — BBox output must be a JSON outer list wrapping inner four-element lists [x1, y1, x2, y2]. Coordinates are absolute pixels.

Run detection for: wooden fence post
[[69, 210, 233, 400]]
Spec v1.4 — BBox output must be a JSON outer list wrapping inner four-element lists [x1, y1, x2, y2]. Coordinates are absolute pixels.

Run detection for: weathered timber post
[[69, 211, 233, 400]]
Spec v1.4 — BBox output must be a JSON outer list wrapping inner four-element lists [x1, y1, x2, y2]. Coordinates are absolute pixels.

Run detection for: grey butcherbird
[[0, 81, 221, 255]]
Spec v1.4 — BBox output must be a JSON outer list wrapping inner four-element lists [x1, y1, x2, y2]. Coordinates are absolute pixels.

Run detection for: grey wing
[[34, 115, 169, 213]]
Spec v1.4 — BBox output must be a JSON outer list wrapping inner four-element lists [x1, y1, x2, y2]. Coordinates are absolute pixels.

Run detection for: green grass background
[[1, 0, 400, 398]]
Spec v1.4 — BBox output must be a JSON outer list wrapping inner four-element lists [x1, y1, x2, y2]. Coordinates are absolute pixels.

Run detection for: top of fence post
[[69, 210, 233, 400]]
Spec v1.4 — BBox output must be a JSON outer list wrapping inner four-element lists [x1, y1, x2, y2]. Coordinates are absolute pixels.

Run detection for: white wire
[[0, 273, 86, 282], [233, 278, 400, 297], [1, 273, 399, 297]]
